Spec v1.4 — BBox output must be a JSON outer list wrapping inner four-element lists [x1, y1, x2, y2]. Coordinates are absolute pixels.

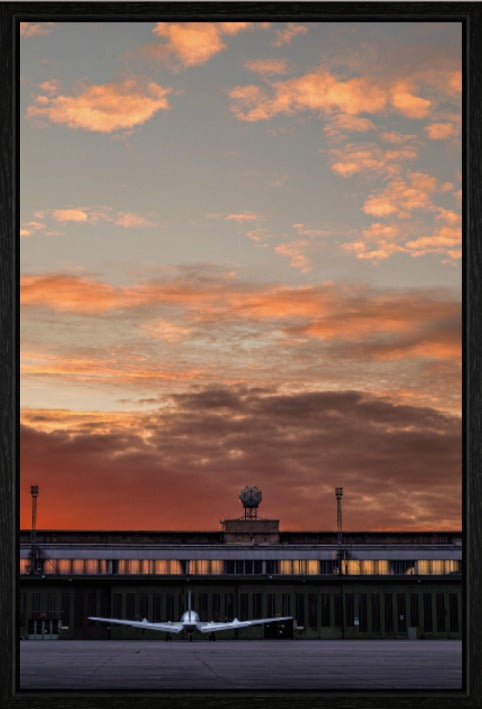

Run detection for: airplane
[[89, 591, 292, 641]]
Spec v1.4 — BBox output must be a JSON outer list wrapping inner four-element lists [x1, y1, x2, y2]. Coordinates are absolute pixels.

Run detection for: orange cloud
[[381, 131, 417, 145], [343, 240, 406, 263], [293, 224, 330, 238], [20, 408, 132, 434], [244, 58, 290, 76], [390, 81, 431, 118], [274, 240, 312, 272], [228, 71, 388, 122], [20, 272, 458, 330], [38, 79, 60, 94], [281, 291, 460, 362], [344, 197, 461, 264], [21, 348, 203, 386], [47, 208, 90, 223], [405, 225, 461, 258], [141, 319, 193, 342], [20, 22, 57, 38], [225, 212, 263, 223], [21, 275, 126, 313], [26, 79, 171, 133], [245, 228, 271, 243], [20, 220, 46, 238], [363, 172, 440, 219], [21, 273, 461, 369], [362, 223, 399, 241], [227, 67, 446, 124], [21, 272, 238, 315], [425, 122, 459, 140], [323, 113, 376, 142], [329, 142, 417, 178], [112, 212, 156, 228], [29, 207, 156, 231], [152, 22, 254, 68], [272, 23, 307, 47]]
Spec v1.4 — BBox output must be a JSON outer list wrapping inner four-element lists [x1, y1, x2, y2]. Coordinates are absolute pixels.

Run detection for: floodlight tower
[[335, 487, 343, 546], [335, 487, 344, 575], [29, 484, 42, 575], [30, 485, 39, 546]]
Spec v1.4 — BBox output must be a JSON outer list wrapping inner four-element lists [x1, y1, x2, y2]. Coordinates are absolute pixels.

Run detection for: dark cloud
[[20, 387, 461, 531]]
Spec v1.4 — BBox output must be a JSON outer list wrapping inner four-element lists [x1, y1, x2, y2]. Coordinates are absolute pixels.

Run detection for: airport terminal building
[[19, 494, 462, 641]]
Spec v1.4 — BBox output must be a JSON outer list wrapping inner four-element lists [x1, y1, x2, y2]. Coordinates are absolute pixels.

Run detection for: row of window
[[21, 589, 460, 634], [20, 558, 461, 576]]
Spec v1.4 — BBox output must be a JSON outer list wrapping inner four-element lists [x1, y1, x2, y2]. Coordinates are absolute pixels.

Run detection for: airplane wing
[[88, 617, 184, 633], [198, 616, 292, 633]]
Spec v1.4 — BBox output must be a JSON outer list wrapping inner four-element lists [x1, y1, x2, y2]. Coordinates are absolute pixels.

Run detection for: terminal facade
[[19, 511, 462, 641]]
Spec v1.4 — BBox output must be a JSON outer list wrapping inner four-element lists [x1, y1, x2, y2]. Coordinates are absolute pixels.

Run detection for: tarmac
[[19, 639, 462, 690]]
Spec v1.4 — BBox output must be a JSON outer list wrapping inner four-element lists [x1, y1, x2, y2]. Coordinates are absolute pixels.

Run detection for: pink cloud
[[26, 79, 171, 133]]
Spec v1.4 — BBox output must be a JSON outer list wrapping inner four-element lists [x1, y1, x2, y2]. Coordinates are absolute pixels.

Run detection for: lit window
[[85, 559, 99, 574], [416, 559, 460, 575], [72, 560, 85, 574], [279, 560, 319, 575], [189, 560, 223, 574]]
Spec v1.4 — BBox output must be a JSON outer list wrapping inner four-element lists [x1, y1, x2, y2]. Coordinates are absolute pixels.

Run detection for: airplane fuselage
[[181, 610, 200, 635]]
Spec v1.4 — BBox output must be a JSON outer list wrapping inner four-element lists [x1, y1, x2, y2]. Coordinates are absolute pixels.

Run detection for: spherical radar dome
[[239, 486, 262, 509]]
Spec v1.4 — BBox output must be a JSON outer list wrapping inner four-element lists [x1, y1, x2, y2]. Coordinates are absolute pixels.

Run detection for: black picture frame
[[1, 3, 481, 708]]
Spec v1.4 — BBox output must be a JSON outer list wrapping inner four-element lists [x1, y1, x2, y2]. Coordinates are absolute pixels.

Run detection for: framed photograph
[[1, 3, 481, 708]]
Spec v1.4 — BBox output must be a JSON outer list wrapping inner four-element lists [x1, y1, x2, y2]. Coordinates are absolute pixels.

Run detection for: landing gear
[[209, 633, 216, 642], [189, 634, 193, 642], [165, 634, 172, 641]]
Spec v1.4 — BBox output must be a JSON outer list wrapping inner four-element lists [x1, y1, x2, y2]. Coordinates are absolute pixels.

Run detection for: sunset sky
[[20, 21, 462, 531]]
